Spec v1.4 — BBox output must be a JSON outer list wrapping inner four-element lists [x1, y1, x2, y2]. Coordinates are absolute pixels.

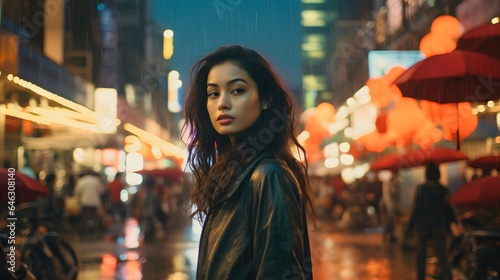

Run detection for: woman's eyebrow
[[207, 78, 249, 88]]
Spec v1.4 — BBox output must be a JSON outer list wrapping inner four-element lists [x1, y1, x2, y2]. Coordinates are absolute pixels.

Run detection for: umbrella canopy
[[456, 22, 500, 60], [404, 146, 469, 166], [467, 155, 500, 171], [370, 147, 469, 171], [451, 175, 500, 210], [370, 153, 405, 171], [394, 50, 500, 104], [0, 168, 51, 203], [394, 50, 500, 150]]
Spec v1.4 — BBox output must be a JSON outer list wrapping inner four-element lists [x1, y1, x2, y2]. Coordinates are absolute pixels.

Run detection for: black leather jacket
[[196, 154, 313, 280]]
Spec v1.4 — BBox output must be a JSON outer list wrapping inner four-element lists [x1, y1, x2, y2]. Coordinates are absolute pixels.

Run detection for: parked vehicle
[[426, 209, 500, 280], [0, 202, 79, 280]]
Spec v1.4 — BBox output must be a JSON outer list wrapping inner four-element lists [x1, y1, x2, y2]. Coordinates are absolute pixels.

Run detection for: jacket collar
[[213, 153, 273, 206]]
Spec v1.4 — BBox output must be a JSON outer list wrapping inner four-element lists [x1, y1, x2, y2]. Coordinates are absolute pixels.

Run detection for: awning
[[22, 131, 121, 151]]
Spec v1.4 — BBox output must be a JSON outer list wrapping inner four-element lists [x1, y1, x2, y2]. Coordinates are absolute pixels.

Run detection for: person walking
[[182, 45, 316, 279], [73, 170, 107, 233], [382, 169, 400, 243], [133, 176, 161, 241], [363, 171, 383, 226], [108, 172, 127, 223], [405, 161, 457, 280], [41, 173, 57, 215]]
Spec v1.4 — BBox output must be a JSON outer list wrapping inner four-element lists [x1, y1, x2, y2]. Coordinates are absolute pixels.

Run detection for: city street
[[1, 1, 499, 279], [59, 212, 420, 280]]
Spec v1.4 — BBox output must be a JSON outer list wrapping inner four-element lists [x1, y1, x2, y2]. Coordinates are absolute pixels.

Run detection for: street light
[[163, 29, 174, 60], [168, 70, 182, 113]]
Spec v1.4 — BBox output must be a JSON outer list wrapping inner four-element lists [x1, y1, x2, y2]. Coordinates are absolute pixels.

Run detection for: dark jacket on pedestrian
[[196, 154, 313, 280], [407, 164, 457, 232]]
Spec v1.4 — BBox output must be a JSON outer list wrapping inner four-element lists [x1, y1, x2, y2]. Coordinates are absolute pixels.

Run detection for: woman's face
[[206, 61, 264, 137]]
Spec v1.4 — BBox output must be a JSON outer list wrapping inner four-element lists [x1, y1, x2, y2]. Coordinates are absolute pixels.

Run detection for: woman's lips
[[217, 114, 235, 125], [217, 117, 234, 125]]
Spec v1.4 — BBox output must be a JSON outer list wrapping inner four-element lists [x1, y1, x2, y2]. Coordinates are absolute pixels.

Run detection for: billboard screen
[[368, 50, 424, 79]]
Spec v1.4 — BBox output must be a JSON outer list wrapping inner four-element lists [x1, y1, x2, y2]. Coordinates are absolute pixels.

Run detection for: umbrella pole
[[455, 92, 460, 151]]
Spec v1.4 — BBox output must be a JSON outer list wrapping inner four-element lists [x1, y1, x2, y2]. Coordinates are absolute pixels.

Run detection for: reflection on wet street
[[64, 213, 200, 280], [62, 214, 418, 280], [310, 223, 416, 280]]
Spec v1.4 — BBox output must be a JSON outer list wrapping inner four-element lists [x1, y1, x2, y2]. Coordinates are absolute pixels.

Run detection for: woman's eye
[[207, 91, 219, 98], [231, 88, 245, 94]]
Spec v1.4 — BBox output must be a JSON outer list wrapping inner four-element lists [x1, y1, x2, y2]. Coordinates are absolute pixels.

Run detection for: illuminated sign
[[368, 50, 424, 79]]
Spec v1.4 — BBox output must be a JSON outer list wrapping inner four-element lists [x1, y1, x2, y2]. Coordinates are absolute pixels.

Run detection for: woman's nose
[[218, 92, 230, 110]]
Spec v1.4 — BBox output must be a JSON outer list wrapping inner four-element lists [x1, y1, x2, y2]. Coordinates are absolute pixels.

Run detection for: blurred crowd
[[12, 163, 186, 243]]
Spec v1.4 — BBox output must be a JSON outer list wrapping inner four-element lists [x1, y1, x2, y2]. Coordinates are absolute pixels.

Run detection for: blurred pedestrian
[[41, 173, 57, 215], [73, 170, 107, 231], [405, 161, 457, 280], [133, 176, 161, 241], [20, 154, 37, 180], [382, 169, 400, 243], [108, 172, 127, 223], [363, 171, 383, 225], [182, 45, 315, 279], [155, 178, 171, 232]]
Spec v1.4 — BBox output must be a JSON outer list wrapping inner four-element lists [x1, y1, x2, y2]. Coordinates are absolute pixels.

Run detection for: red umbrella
[[0, 168, 51, 203], [467, 155, 500, 171], [451, 175, 500, 210], [403, 147, 469, 166], [456, 22, 500, 60], [394, 50, 500, 104], [370, 153, 405, 171], [394, 50, 500, 150], [370, 147, 469, 171]]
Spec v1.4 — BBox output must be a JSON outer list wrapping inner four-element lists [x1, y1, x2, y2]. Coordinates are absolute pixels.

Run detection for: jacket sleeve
[[249, 160, 310, 280]]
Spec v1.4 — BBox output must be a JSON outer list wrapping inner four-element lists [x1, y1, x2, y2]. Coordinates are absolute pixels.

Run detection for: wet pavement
[[310, 222, 417, 280], [59, 214, 421, 280]]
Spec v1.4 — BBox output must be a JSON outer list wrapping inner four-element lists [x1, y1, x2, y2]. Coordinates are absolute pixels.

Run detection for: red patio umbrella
[[394, 50, 500, 150], [451, 175, 500, 210], [403, 146, 469, 166], [456, 22, 500, 60], [370, 153, 405, 171], [394, 50, 500, 104], [467, 155, 500, 171], [370, 147, 469, 171], [0, 168, 51, 203]]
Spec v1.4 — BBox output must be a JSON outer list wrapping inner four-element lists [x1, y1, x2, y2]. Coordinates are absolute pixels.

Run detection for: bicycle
[[465, 229, 500, 280], [425, 256, 468, 280], [425, 210, 500, 280], [1, 202, 79, 280]]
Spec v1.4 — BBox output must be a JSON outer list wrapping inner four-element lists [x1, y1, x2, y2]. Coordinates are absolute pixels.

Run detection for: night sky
[[151, 0, 302, 92]]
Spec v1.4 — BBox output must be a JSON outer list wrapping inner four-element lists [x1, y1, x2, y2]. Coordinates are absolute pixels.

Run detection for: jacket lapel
[[213, 153, 272, 206]]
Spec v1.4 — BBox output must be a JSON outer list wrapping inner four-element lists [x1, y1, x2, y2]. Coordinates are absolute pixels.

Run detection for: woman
[[182, 45, 316, 279]]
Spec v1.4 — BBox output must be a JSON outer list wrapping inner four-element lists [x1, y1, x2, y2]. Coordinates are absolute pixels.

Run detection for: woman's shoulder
[[249, 157, 297, 186], [252, 157, 290, 176], [247, 157, 302, 206]]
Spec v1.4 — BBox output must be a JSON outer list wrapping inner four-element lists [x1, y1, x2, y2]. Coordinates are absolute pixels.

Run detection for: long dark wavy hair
[[182, 45, 316, 223]]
